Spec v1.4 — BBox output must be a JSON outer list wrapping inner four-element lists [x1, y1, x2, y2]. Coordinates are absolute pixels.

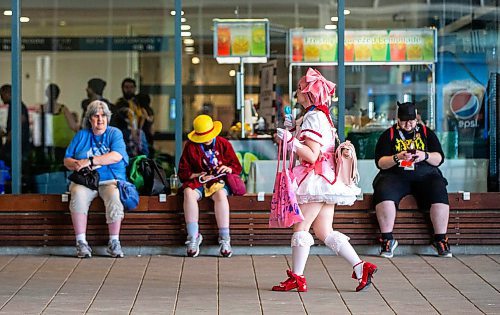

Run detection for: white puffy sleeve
[[297, 111, 327, 146]]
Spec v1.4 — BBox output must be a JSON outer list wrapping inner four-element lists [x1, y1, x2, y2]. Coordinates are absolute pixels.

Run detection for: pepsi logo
[[450, 90, 480, 119]]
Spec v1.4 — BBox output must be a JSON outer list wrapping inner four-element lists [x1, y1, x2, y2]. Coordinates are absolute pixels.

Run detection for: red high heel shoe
[[272, 269, 308, 292], [352, 261, 378, 292]]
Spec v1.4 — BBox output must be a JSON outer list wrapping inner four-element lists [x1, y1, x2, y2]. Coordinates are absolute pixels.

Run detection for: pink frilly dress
[[292, 111, 361, 205]]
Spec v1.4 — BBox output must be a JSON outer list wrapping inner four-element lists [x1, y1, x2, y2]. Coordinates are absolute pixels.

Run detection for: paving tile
[[253, 255, 306, 314], [174, 257, 218, 315], [44, 257, 115, 313], [422, 255, 500, 314], [393, 256, 484, 315], [86, 257, 149, 314], [369, 256, 438, 314], [131, 256, 183, 314], [321, 255, 393, 315], [219, 256, 261, 315], [301, 256, 350, 315], [1, 256, 77, 314]]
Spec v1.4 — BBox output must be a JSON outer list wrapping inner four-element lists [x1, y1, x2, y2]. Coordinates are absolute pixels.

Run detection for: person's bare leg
[[430, 203, 450, 234], [375, 200, 397, 233]]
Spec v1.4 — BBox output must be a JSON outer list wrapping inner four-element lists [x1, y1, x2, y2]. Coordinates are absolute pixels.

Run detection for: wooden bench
[[0, 193, 499, 247]]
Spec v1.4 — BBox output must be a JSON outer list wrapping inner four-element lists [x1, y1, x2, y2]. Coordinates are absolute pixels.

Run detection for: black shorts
[[372, 169, 449, 209]]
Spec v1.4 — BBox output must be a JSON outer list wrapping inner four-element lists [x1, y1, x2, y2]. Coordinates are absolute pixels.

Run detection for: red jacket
[[178, 136, 242, 190]]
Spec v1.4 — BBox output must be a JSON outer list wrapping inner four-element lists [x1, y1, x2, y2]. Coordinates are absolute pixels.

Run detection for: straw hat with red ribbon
[[188, 114, 222, 143]]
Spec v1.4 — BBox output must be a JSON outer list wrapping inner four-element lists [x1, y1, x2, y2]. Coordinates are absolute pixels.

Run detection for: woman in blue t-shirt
[[64, 100, 129, 259]]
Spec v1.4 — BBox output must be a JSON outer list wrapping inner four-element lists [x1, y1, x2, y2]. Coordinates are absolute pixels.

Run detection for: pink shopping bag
[[269, 132, 304, 228]]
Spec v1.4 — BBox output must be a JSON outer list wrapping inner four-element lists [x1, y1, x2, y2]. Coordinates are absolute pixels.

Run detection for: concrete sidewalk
[[0, 254, 498, 314]]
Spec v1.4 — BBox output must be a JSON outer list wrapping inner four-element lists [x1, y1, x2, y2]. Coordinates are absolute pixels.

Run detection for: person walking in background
[[80, 78, 112, 127], [114, 106, 149, 158], [373, 101, 452, 258], [37, 83, 79, 161], [273, 68, 377, 292], [178, 114, 242, 258], [114, 78, 143, 130], [64, 100, 128, 258], [0, 84, 31, 167], [135, 93, 155, 154]]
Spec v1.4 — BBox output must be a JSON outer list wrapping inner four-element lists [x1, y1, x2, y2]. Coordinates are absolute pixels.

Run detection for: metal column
[[11, 0, 21, 194], [174, 0, 183, 167]]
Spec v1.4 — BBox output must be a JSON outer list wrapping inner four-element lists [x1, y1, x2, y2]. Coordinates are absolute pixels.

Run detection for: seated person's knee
[[211, 189, 228, 202], [183, 187, 199, 200]]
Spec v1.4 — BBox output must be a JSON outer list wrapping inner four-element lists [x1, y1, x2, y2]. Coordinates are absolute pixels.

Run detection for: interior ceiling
[[0, 0, 497, 35]]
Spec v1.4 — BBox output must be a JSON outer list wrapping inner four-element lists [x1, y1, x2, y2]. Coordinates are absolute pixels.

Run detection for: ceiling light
[[229, 70, 236, 77], [20, 16, 30, 23], [330, 17, 338, 22], [3, 10, 12, 16], [181, 31, 191, 37], [344, 9, 351, 15], [191, 56, 200, 64], [183, 38, 195, 45], [325, 24, 337, 30], [184, 47, 195, 53], [170, 10, 184, 16], [181, 17, 187, 23], [181, 25, 191, 31]]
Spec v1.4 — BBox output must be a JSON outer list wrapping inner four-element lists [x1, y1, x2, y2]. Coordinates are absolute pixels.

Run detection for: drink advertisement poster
[[437, 50, 489, 158], [213, 19, 269, 61], [289, 28, 436, 64]]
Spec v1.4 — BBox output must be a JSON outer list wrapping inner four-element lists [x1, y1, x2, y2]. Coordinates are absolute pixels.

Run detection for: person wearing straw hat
[[178, 114, 242, 258], [272, 68, 377, 292]]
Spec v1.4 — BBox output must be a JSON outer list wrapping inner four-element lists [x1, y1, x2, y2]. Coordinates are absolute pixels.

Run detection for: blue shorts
[[195, 184, 231, 200]]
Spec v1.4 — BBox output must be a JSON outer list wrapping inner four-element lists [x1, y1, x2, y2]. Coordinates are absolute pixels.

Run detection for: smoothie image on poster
[[389, 30, 406, 61], [304, 37, 320, 62], [231, 26, 251, 56], [319, 34, 337, 62], [292, 35, 304, 62], [217, 26, 231, 56], [251, 25, 266, 56], [370, 31, 388, 61], [344, 32, 355, 61], [422, 33, 435, 61], [406, 31, 423, 61], [354, 35, 371, 61]]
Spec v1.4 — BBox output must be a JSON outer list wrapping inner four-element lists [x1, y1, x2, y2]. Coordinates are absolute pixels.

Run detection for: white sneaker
[[76, 240, 92, 258], [185, 234, 203, 257], [107, 239, 124, 258], [219, 236, 232, 258]]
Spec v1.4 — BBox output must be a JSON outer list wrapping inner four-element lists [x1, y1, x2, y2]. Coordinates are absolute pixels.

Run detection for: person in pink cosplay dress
[[272, 68, 377, 292]]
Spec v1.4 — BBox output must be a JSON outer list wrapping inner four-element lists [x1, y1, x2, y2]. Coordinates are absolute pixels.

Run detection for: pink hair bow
[[300, 68, 336, 106]]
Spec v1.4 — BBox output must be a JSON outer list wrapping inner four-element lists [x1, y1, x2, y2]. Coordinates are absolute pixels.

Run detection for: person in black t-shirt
[[372, 101, 452, 258]]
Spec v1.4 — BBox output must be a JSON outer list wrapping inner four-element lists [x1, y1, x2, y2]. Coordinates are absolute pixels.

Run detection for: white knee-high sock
[[292, 245, 310, 276], [325, 231, 363, 279], [291, 231, 314, 276]]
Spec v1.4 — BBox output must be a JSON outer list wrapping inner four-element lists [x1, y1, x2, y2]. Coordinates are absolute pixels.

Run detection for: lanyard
[[200, 138, 217, 168]]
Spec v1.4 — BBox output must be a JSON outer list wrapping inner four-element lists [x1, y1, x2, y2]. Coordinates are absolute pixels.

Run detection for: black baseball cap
[[397, 101, 417, 121]]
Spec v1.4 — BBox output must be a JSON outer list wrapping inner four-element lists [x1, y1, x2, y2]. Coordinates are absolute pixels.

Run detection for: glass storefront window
[[0, 1, 498, 193]]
